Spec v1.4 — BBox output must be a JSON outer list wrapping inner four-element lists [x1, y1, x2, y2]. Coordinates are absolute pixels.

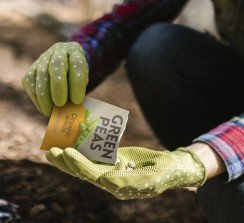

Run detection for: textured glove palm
[[22, 42, 88, 116], [46, 147, 206, 200]]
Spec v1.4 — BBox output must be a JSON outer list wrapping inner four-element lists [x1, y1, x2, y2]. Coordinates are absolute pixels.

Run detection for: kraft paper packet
[[41, 97, 129, 164]]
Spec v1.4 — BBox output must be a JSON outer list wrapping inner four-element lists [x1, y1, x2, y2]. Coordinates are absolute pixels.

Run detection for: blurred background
[[0, 0, 218, 222]]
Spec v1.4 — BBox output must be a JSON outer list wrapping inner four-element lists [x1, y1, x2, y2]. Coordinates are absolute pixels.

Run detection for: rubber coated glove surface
[[22, 42, 88, 116], [46, 147, 206, 200]]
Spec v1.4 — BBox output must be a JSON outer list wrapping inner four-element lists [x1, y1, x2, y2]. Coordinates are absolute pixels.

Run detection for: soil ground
[[0, 0, 215, 222]]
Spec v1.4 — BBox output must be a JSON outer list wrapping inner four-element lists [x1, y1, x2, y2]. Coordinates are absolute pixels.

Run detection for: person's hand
[[46, 147, 206, 200], [22, 42, 88, 116]]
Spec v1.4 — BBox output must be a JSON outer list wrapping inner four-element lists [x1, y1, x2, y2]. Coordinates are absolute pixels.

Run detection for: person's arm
[[187, 143, 226, 179], [72, 0, 187, 90], [192, 114, 244, 181]]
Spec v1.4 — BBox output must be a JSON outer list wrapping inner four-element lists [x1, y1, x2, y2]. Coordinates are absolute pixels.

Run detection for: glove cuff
[[176, 148, 207, 186]]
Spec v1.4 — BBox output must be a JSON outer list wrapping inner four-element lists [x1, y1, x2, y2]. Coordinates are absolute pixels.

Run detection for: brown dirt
[[0, 1, 210, 222], [0, 159, 203, 223]]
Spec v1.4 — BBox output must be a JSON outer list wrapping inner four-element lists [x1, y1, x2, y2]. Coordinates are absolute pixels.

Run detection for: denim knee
[[197, 176, 244, 223], [126, 23, 183, 78]]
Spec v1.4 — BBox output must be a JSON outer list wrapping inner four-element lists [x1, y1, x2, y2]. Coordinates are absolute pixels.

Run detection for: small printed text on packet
[[62, 113, 77, 138]]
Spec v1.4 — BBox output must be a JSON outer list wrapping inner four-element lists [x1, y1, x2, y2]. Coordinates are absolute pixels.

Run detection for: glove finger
[[101, 173, 164, 201], [62, 148, 113, 181], [49, 52, 68, 106], [21, 67, 42, 113], [68, 42, 83, 54], [68, 50, 88, 105], [46, 147, 77, 177], [113, 191, 154, 200], [111, 185, 159, 200], [36, 61, 53, 116]]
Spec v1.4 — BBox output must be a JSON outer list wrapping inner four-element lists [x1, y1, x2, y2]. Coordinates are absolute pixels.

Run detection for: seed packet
[[41, 97, 129, 164]]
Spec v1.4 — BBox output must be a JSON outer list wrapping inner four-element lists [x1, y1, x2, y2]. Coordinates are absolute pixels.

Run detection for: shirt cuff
[[193, 114, 244, 182]]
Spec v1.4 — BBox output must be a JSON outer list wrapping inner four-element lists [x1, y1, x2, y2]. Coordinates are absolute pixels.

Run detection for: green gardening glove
[[46, 147, 206, 200], [22, 42, 88, 116]]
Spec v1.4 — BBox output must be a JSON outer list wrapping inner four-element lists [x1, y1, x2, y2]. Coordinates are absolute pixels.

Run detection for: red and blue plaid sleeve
[[194, 114, 244, 182], [72, 0, 186, 90]]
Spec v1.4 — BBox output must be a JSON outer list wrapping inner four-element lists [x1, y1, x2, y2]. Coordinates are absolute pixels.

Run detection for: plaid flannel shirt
[[72, 0, 244, 182], [195, 115, 244, 181]]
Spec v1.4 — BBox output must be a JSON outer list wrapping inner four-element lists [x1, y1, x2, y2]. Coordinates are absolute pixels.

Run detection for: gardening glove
[[46, 147, 206, 200], [22, 42, 88, 116]]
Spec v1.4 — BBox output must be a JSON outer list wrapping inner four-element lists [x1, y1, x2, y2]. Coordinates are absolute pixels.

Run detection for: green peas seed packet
[[41, 97, 129, 164]]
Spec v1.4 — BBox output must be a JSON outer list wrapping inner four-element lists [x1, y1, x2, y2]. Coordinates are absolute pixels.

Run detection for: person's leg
[[125, 23, 244, 223], [197, 175, 244, 223], [126, 23, 244, 150]]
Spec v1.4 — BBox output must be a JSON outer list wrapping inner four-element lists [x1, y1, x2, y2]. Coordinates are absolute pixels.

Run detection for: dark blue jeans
[[126, 23, 244, 223]]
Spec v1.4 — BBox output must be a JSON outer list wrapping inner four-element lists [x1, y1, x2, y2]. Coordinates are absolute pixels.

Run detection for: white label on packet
[[76, 97, 129, 164]]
